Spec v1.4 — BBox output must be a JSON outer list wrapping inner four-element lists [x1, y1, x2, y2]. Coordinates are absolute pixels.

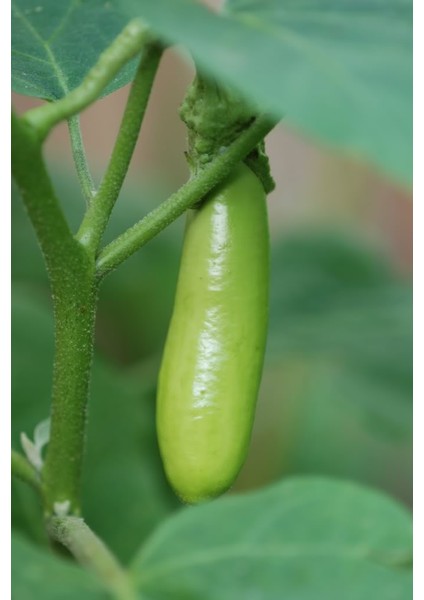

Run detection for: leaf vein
[[12, 2, 70, 97], [12, 48, 52, 66], [46, 0, 82, 45]]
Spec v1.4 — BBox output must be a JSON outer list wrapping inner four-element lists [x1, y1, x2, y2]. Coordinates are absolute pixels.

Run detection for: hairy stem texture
[[48, 517, 136, 600], [43, 265, 97, 515], [68, 115, 96, 203], [11, 450, 42, 494], [12, 114, 97, 514], [77, 42, 163, 254]]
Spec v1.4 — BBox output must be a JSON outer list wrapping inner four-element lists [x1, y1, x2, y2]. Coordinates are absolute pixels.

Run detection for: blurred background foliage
[[12, 40, 412, 564]]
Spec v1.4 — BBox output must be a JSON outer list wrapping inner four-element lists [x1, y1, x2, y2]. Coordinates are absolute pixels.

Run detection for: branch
[[23, 19, 154, 140], [11, 450, 42, 495], [96, 115, 276, 278], [68, 116, 96, 204], [11, 112, 75, 278], [76, 42, 163, 254], [47, 517, 136, 600]]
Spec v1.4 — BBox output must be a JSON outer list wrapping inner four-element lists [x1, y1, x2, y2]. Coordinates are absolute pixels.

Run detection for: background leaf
[[12, 533, 106, 599], [11, 0, 137, 100], [267, 230, 412, 439], [131, 477, 412, 600], [12, 1, 412, 183], [231, 229, 412, 503], [116, 0, 412, 184]]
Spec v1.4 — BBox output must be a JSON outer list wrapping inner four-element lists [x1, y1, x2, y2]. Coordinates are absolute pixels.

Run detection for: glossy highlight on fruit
[[157, 163, 269, 504]]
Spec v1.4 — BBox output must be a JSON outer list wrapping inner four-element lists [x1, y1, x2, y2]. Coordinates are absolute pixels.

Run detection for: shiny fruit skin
[[157, 163, 269, 504]]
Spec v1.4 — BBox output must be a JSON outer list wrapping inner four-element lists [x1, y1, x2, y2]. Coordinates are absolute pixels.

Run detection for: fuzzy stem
[[42, 269, 97, 515], [23, 19, 153, 140], [47, 517, 136, 600], [68, 116, 96, 204], [11, 113, 74, 273], [77, 42, 163, 254], [11, 450, 42, 494], [12, 113, 96, 514]]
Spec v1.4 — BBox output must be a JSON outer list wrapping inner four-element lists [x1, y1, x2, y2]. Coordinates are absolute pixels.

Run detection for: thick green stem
[[12, 114, 96, 514], [77, 42, 163, 254], [43, 267, 97, 515], [47, 517, 136, 600], [11, 450, 42, 495], [11, 114, 74, 273], [68, 116, 96, 204], [96, 115, 275, 278], [23, 19, 153, 140]]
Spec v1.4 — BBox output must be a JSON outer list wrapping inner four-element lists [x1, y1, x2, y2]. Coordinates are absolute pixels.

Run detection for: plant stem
[[43, 268, 97, 515], [23, 19, 153, 141], [11, 450, 42, 495], [12, 113, 97, 515], [68, 116, 96, 204], [11, 113, 74, 273], [47, 516, 136, 600], [96, 114, 276, 278], [76, 42, 163, 254]]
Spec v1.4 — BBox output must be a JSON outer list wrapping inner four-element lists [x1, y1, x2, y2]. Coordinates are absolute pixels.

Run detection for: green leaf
[[261, 359, 412, 505], [116, 0, 411, 185], [11, 0, 137, 100], [267, 230, 412, 439], [12, 0, 411, 182], [131, 477, 412, 600], [12, 532, 106, 599], [11, 285, 178, 563]]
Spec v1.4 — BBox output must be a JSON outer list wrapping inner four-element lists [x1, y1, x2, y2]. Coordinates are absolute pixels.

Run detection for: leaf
[[131, 477, 412, 600], [11, 285, 178, 563], [19, 417, 51, 472], [20, 431, 44, 471], [12, 1, 412, 183], [264, 359, 411, 493], [34, 418, 51, 450], [11, 0, 137, 100], [12, 532, 106, 599], [267, 230, 412, 439], [115, 0, 411, 185]]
